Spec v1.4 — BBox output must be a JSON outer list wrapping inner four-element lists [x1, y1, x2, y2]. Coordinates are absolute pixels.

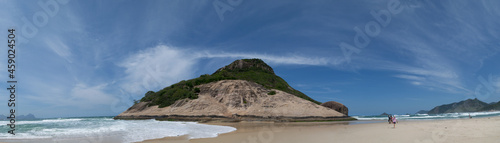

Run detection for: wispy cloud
[[117, 45, 337, 95], [337, 0, 500, 94], [197, 51, 337, 66], [25, 81, 117, 110], [394, 74, 425, 81], [387, 47, 467, 93], [6, 0, 500, 117], [118, 45, 198, 94], [44, 37, 73, 63], [69, 83, 117, 107]]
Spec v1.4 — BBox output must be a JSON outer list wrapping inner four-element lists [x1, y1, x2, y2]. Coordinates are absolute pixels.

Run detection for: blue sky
[[1, 0, 499, 118]]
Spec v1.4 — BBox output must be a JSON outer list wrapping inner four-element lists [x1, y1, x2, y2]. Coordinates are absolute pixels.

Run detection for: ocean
[[0, 117, 236, 143], [353, 111, 500, 120]]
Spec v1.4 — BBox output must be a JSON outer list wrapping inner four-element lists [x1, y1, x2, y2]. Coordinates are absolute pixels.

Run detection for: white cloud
[[116, 42, 474, 97], [118, 45, 198, 94], [117, 45, 336, 94], [496, 77, 500, 93], [336, 0, 500, 96], [44, 37, 72, 63], [352, 26, 471, 94], [25, 81, 117, 110], [69, 83, 117, 106], [411, 81, 422, 85], [381, 55, 468, 93], [198, 52, 337, 66], [398, 47, 467, 93], [394, 74, 425, 81], [485, 75, 500, 94]]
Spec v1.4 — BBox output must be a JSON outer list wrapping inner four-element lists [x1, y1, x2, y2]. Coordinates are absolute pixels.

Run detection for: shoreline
[[114, 115, 357, 123], [141, 116, 500, 143]]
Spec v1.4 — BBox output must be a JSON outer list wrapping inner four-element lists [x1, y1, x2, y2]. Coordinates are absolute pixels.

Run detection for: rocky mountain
[[482, 101, 500, 111], [426, 98, 489, 114], [19, 114, 36, 119], [0, 113, 36, 120], [115, 59, 352, 122]]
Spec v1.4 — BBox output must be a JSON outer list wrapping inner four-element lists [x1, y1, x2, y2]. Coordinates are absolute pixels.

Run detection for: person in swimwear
[[392, 115, 397, 128]]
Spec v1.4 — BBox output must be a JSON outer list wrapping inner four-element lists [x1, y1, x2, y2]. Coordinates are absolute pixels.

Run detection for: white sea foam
[[0, 117, 236, 143], [0, 118, 83, 125], [353, 111, 500, 121]]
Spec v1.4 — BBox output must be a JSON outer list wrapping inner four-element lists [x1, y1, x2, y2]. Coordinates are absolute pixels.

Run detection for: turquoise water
[[352, 111, 500, 120], [0, 116, 236, 143]]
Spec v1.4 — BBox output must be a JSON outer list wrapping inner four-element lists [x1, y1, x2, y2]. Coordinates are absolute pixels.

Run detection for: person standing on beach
[[388, 115, 392, 124], [392, 116, 397, 128]]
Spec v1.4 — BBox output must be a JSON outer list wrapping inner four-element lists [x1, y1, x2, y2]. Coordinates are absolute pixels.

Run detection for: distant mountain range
[[483, 101, 500, 111], [419, 98, 500, 114], [416, 110, 428, 114], [0, 113, 36, 120]]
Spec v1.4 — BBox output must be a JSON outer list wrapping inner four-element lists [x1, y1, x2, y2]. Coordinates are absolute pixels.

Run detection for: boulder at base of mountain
[[321, 101, 349, 116]]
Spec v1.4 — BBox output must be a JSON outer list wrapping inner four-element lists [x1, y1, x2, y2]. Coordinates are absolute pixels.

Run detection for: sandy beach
[[142, 116, 500, 143]]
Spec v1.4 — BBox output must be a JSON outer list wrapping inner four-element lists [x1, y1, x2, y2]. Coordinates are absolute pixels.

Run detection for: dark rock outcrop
[[321, 101, 348, 116], [214, 59, 275, 74]]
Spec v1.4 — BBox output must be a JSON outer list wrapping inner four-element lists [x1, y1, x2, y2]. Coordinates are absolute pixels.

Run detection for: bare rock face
[[116, 80, 347, 121], [321, 101, 349, 116], [214, 59, 275, 74]]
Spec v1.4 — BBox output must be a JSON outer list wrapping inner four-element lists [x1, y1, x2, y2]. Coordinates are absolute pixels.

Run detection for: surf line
[[7, 29, 17, 135]]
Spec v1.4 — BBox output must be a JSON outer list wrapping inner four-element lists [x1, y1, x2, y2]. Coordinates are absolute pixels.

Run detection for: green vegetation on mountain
[[426, 98, 495, 114], [268, 91, 276, 95], [482, 101, 500, 111], [140, 59, 321, 108]]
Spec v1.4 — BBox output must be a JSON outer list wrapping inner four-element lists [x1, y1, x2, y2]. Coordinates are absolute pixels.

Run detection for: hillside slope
[[116, 59, 351, 121], [427, 98, 489, 114], [482, 101, 500, 111], [139, 59, 319, 108], [116, 80, 348, 121]]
